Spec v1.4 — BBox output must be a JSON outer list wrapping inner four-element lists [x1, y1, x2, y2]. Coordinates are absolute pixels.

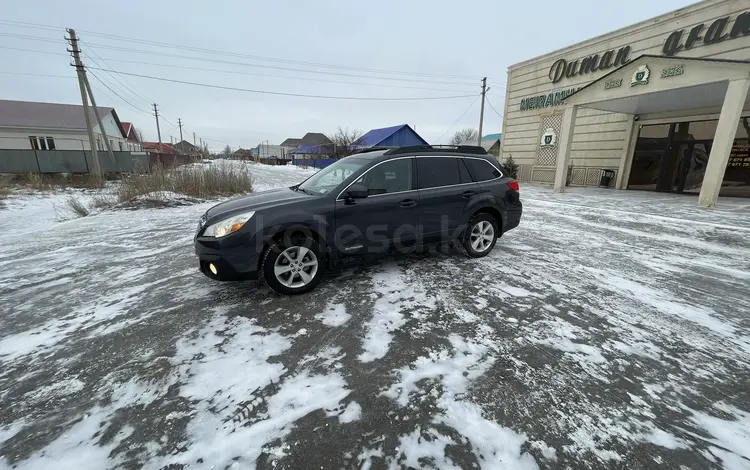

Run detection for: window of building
[[416, 157, 462, 189], [29, 136, 55, 150], [355, 158, 412, 195], [464, 158, 502, 182]]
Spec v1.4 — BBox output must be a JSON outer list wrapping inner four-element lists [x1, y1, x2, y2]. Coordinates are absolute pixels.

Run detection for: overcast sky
[[2, 0, 691, 151]]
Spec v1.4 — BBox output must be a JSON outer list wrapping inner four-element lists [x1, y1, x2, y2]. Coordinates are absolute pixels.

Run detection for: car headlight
[[203, 211, 256, 238]]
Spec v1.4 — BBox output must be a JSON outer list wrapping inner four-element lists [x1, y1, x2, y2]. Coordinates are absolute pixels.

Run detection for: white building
[[501, 0, 750, 207], [0, 99, 140, 152]]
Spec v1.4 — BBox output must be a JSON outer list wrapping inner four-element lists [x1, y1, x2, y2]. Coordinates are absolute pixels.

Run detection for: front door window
[[355, 158, 412, 195]]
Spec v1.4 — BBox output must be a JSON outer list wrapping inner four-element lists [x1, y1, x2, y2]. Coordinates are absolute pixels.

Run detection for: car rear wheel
[[463, 213, 498, 258], [262, 237, 324, 295]]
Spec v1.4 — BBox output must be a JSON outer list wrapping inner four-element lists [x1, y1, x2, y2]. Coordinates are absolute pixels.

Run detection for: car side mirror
[[346, 183, 369, 199]]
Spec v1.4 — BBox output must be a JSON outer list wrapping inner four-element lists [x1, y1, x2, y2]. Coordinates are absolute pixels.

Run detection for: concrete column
[[554, 105, 578, 192], [616, 116, 638, 189], [698, 78, 750, 208]]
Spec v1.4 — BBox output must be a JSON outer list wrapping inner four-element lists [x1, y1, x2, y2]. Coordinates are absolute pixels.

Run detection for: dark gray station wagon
[[195, 145, 522, 294]]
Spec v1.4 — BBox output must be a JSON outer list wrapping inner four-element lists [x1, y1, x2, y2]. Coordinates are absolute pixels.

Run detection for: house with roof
[[279, 137, 302, 157], [143, 142, 177, 155], [121, 122, 142, 150], [355, 124, 428, 150], [173, 140, 199, 155], [459, 133, 502, 157], [0, 99, 139, 152], [290, 132, 335, 157]]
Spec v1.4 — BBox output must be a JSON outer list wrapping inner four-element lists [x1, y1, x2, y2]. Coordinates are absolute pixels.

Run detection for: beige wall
[[502, 0, 750, 184]]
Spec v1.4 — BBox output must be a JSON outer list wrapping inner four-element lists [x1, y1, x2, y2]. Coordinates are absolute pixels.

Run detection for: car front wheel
[[262, 237, 324, 295], [463, 213, 499, 258]]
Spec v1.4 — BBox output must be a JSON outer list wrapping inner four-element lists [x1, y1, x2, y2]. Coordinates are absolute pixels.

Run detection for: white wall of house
[[0, 119, 139, 152], [501, 0, 750, 184]]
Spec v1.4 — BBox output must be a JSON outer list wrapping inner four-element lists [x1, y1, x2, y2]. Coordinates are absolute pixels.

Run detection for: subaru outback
[[194, 145, 522, 294]]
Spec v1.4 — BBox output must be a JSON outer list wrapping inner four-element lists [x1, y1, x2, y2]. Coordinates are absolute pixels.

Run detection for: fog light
[[209, 263, 218, 275]]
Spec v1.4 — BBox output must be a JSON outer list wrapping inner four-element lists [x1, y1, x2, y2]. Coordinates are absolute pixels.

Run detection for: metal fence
[[0, 149, 149, 174]]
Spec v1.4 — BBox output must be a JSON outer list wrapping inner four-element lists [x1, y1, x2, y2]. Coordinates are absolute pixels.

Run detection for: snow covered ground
[[1, 163, 749, 469]]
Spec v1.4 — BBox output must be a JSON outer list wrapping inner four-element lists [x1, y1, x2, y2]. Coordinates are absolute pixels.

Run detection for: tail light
[[507, 180, 519, 192]]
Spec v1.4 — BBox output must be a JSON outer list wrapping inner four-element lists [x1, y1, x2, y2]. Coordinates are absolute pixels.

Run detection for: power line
[[82, 48, 154, 104], [84, 66, 480, 101], [485, 96, 504, 119], [86, 69, 151, 115], [434, 95, 482, 143], [81, 51, 153, 109], [0, 43, 474, 94], [0, 23, 495, 86], [75, 53, 475, 94], [0, 71, 74, 79], [81, 42, 477, 87]]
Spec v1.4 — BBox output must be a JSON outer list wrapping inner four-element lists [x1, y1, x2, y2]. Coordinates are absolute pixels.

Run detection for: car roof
[[347, 145, 494, 165]]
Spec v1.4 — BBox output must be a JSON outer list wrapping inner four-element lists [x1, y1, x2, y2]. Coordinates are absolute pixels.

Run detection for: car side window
[[464, 158, 502, 182], [355, 158, 412, 195], [416, 157, 463, 189], [458, 158, 472, 184]]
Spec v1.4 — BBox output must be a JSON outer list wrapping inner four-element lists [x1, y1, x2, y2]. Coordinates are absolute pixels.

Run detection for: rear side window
[[464, 158, 502, 182], [417, 157, 467, 189]]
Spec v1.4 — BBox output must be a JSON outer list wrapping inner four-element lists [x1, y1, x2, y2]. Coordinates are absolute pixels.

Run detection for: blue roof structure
[[482, 133, 502, 141], [291, 144, 328, 155], [356, 124, 428, 148]]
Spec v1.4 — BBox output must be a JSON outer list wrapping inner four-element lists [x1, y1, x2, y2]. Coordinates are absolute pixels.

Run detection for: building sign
[[661, 65, 684, 78], [631, 65, 650, 86], [519, 87, 581, 111], [548, 46, 631, 84], [540, 128, 557, 148], [729, 141, 750, 168], [604, 78, 622, 89], [663, 10, 750, 57]]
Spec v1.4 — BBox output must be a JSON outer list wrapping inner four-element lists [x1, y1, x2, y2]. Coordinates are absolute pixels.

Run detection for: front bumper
[[194, 232, 261, 281]]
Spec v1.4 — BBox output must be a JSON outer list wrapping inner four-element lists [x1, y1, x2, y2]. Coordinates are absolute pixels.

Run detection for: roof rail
[[384, 145, 487, 156], [351, 146, 392, 155]]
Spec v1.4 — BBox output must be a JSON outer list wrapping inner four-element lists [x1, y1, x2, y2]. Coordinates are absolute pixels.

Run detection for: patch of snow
[[359, 266, 436, 362], [316, 302, 351, 327], [357, 447, 384, 470], [338, 402, 362, 424], [0, 409, 133, 470], [383, 334, 538, 469], [689, 402, 750, 465]]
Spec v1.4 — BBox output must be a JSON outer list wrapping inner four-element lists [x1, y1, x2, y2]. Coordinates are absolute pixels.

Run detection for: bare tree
[[222, 145, 232, 157], [135, 129, 145, 144], [326, 126, 364, 159], [450, 128, 478, 146]]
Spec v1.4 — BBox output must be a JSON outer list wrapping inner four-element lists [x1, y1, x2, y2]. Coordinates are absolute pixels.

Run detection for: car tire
[[462, 212, 499, 258], [262, 236, 325, 295]]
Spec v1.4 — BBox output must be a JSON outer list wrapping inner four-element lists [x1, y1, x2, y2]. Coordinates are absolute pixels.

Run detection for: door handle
[[462, 190, 476, 199], [399, 199, 417, 208]]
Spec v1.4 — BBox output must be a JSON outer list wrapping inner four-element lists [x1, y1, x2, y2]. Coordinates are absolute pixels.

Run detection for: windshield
[[297, 158, 369, 195]]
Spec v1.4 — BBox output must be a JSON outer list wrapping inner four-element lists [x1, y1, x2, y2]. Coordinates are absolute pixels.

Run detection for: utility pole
[[478, 77, 488, 146], [193, 131, 196, 147], [178, 118, 184, 145], [67, 28, 100, 179], [153, 103, 163, 153]]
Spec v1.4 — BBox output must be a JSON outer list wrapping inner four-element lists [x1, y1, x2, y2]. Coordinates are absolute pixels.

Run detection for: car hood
[[206, 187, 312, 219]]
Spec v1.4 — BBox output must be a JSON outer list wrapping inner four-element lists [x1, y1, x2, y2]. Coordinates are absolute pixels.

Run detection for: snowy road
[[1, 163, 749, 469]]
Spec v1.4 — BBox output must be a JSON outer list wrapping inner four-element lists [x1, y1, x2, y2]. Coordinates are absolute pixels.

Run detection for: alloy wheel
[[470, 220, 494, 253], [273, 246, 319, 288]]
